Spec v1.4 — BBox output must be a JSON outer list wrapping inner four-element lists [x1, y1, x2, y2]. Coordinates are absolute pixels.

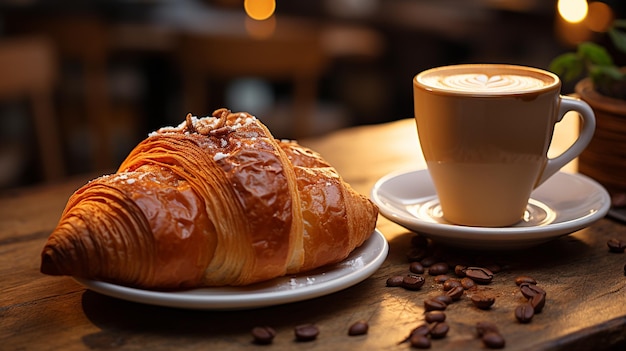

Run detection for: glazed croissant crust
[[40, 109, 378, 290]]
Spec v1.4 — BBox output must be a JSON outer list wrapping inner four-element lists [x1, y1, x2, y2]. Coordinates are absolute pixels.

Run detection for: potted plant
[[549, 19, 626, 207]]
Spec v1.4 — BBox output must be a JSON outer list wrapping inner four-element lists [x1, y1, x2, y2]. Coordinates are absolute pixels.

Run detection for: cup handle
[[535, 95, 596, 187]]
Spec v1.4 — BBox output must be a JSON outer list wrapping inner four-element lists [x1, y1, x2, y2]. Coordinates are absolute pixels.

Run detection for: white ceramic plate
[[74, 229, 388, 310], [371, 170, 610, 249]]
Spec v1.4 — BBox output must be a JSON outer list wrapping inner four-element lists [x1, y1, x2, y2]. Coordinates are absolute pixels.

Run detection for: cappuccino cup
[[413, 64, 595, 227]]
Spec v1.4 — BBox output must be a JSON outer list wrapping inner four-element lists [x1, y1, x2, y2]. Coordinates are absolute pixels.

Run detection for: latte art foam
[[421, 73, 551, 93]]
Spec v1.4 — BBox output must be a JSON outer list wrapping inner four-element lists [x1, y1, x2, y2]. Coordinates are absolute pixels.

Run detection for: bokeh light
[[244, 0, 276, 21], [558, 0, 589, 24], [585, 1, 614, 32]]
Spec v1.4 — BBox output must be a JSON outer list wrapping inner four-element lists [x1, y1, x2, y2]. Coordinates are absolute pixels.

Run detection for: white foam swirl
[[423, 73, 549, 93]]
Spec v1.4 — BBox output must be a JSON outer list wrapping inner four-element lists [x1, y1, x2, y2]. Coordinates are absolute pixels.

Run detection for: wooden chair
[[6, 15, 115, 171], [177, 16, 328, 138], [0, 37, 65, 181]]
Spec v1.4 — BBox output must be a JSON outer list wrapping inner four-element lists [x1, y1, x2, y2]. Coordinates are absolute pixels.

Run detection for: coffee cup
[[413, 64, 595, 227]]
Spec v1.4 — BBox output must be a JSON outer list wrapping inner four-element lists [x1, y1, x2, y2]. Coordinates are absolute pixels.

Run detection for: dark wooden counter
[[1, 119, 625, 350]]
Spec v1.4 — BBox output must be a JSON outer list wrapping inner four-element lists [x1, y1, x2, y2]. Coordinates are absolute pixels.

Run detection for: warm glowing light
[[585, 1, 614, 32], [244, 0, 276, 21], [558, 0, 589, 24]]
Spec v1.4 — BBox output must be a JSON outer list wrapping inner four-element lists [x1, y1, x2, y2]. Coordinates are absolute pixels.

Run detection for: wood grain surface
[[1, 119, 625, 351]]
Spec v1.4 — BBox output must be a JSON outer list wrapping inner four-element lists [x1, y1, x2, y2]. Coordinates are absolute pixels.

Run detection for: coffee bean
[[428, 262, 449, 275], [433, 294, 453, 305], [251, 326, 276, 345], [461, 277, 476, 290], [515, 303, 535, 323], [471, 293, 495, 310], [348, 320, 368, 336], [482, 331, 506, 349], [424, 298, 447, 311], [464, 267, 494, 284], [607, 238, 626, 253], [410, 324, 431, 337], [446, 286, 465, 301], [402, 274, 426, 290], [454, 265, 467, 277], [520, 283, 546, 299], [485, 264, 502, 274], [407, 248, 427, 262], [409, 334, 431, 349], [429, 322, 449, 339], [421, 256, 438, 267], [386, 275, 404, 287], [442, 279, 462, 291], [399, 323, 430, 344], [425, 311, 446, 323], [294, 324, 319, 342], [515, 276, 537, 286], [410, 261, 425, 274], [624, 263, 626, 276], [476, 321, 499, 337], [530, 291, 546, 313], [434, 274, 450, 284]]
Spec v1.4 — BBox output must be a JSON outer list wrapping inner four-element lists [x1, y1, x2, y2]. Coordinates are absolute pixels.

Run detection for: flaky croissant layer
[[40, 109, 378, 290]]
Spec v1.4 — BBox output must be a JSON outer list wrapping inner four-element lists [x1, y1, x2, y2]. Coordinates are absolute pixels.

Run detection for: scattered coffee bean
[[429, 322, 449, 339], [433, 294, 453, 305], [519, 283, 546, 299], [251, 326, 276, 345], [421, 256, 438, 267], [607, 238, 626, 253], [425, 310, 446, 323], [434, 274, 450, 284], [407, 248, 426, 262], [402, 274, 426, 291], [454, 265, 467, 277], [294, 324, 319, 342], [482, 331, 506, 349], [485, 264, 502, 274], [386, 275, 404, 287], [348, 320, 368, 336], [410, 324, 431, 337], [410, 261, 425, 274], [399, 324, 429, 344], [429, 262, 449, 275], [624, 263, 626, 276], [464, 267, 494, 284], [515, 303, 535, 323], [471, 293, 495, 310], [442, 279, 462, 291], [476, 321, 499, 337], [530, 291, 546, 313], [461, 277, 476, 290], [445, 286, 465, 301], [409, 334, 431, 349], [424, 298, 447, 311], [515, 276, 537, 286]]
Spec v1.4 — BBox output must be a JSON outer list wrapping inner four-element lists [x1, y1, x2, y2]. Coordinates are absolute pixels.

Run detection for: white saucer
[[74, 229, 388, 310], [370, 170, 610, 249]]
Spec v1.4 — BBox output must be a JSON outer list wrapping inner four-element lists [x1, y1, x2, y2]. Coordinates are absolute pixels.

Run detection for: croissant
[[40, 108, 378, 290]]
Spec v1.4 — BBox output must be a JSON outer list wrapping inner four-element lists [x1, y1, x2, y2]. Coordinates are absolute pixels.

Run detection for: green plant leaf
[[608, 27, 626, 55], [590, 65, 624, 81], [577, 42, 614, 65], [549, 53, 584, 82]]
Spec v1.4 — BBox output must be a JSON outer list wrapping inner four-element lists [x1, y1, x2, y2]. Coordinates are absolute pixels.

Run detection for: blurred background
[[0, 0, 624, 190]]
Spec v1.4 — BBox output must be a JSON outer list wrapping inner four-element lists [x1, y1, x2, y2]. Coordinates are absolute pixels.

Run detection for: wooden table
[[1, 118, 625, 351]]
